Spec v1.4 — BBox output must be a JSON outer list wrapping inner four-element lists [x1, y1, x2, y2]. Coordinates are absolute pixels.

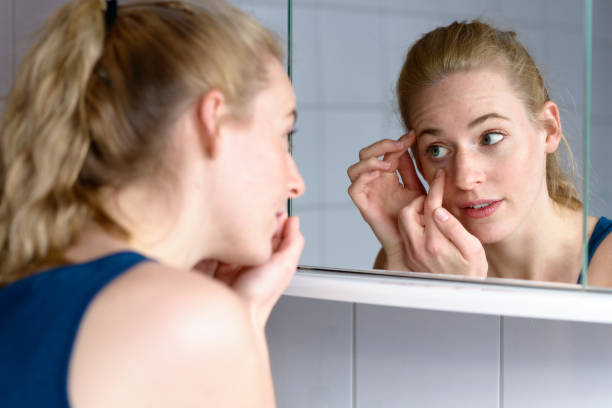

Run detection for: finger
[[358, 136, 408, 161], [424, 169, 448, 253], [192, 259, 219, 277], [271, 211, 288, 252], [432, 207, 483, 261], [397, 196, 426, 262], [397, 131, 426, 193], [271, 216, 304, 267], [347, 156, 392, 182], [347, 170, 382, 205]]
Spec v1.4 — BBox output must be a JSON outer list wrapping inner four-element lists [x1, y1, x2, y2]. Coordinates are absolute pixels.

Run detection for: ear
[[537, 101, 562, 154], [195, 89, 227, 159]]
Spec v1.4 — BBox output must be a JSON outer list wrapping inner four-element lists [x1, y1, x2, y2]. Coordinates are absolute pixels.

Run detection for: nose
[[287, 153, 306, 198], [452, 150, 486, 191]]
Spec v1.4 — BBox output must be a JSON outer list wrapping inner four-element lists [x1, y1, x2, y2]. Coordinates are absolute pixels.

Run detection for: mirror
[[288, 0, 611, 288]]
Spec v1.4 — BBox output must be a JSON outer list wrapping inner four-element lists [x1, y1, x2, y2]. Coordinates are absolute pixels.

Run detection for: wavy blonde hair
[[0, 0, 283, 285], [397, 20, 580, 210]]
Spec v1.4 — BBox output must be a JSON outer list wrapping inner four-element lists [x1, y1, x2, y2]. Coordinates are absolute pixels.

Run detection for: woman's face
[[411, 67, 557, 244], [218, 58, 305, 264]]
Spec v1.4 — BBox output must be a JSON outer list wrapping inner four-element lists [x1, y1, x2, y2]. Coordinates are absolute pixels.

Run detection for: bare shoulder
[[68, 262, 275, 408], [587, 218, 612, 288]]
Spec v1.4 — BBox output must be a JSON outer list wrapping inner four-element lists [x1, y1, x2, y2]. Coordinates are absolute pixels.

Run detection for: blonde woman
[[348, 20, 612, 286], [0, 0, 304, 407]]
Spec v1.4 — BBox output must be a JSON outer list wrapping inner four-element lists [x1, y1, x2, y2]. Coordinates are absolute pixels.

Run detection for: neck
[[484, 196, 584, 283], [65, 178, 217, 271]]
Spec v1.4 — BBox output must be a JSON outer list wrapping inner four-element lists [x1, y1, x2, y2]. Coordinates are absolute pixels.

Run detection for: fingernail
[[435, 169, 443, 178], [368, 170, 380, 177], [434, 207, 449, 222], [381, 161, 391, 168]]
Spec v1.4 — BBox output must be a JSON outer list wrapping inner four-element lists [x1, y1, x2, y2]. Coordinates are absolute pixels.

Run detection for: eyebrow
[[418, 112, 510, 139], [467, 112, 510, 128]]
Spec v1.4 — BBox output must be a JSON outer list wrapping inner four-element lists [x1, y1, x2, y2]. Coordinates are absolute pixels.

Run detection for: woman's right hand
[[347, 131, 426, 269]]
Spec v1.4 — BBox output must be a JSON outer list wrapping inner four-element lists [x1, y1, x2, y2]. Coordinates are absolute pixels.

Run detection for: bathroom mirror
[[285, 0, 611, 289]]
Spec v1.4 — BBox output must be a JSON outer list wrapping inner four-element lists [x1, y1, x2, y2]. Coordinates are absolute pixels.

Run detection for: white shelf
[[286, 266, 612, 324]]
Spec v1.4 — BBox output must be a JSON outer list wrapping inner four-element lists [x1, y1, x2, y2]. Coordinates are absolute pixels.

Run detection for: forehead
[[411, 68, 525, 128]]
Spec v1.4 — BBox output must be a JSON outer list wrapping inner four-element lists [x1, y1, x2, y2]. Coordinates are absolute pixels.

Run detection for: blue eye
[[482, 132, 504, 145], [427, 145, 449, 159]]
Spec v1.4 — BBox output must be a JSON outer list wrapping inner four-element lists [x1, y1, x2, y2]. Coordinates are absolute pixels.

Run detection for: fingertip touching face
[[410, 67, 557, 244], [218, 57, 305, 264]]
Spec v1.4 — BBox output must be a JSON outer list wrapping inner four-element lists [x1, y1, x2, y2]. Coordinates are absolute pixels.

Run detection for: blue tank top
[[577, 216, 612, 284], [0, 251, 148, 408]]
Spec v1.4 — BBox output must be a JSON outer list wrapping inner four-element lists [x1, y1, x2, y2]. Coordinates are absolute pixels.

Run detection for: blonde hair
[[0, 0, 283, 285], [397, 20, 581, 210]]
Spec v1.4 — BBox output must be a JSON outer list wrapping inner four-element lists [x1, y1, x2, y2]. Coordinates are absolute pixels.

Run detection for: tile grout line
[[499, 316, 504, 408], [11, 0, 16, 83], [352, 302, 357, 408]]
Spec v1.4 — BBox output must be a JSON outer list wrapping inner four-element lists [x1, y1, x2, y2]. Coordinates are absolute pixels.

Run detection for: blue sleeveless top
[[0, 252, 148, 408], [577, 216, 612, 284]]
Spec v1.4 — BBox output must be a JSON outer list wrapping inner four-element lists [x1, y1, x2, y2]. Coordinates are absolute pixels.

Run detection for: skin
[[349, 66, 612, 286], [66, 58, 305, 407]]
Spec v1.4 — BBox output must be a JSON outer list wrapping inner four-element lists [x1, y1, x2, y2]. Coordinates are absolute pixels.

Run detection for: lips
[[460, 199, 504, 219]]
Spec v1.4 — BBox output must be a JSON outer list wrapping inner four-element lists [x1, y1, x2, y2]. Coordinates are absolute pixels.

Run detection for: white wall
[[267, 295, 612, 408]]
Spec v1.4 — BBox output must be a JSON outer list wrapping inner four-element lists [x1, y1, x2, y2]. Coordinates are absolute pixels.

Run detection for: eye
[[481, 132, 504, 145], [426, 145, 450, 159]]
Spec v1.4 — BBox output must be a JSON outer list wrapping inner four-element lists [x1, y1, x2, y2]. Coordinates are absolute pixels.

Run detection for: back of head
[[0, 0, 283, 285], [396, 19, 580, 210]]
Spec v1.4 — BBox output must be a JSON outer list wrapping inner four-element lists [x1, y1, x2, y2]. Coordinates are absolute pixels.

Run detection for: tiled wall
[[268, 295, 612, 408]]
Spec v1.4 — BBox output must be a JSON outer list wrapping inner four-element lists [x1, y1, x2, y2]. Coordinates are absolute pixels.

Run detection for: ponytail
[[0, 0, 106, 284]]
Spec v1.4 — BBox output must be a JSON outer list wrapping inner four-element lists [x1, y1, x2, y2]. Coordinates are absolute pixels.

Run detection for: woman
[[348, 20, 612, 287], [0, 1, 304, 407]]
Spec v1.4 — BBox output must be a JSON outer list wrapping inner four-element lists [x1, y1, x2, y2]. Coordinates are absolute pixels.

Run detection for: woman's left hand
[[398, 170, 488, 277], [193, 215, 304, 332]]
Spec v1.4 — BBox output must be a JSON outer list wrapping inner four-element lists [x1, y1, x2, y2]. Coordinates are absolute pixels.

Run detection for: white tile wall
[[382, 0, 499, 18], [292, 6, 320, 106], [291, 108, 322, 207], [293, 207, 323, 266], [321, 206, 381, 269], [321, 109, 385, 205], [592, 41, 612, 120], [594, 0, 612, 41], [0, 1, 12, 99], [589, 122, 612, 218], [355, 305, 500, 408], [502, 317, 612, 407], [498, 0, 583, 27], [266, 296, 353, 408], [318, 9, 385, 106]]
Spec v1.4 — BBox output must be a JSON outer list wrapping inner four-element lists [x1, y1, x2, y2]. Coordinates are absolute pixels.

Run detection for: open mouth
[[461, 199, 503, 219]]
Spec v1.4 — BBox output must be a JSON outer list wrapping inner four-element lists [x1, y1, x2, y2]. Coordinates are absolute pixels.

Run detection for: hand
[[347, 131, 426, 269], [193, 215, 304, 331], [397, 169, 488, 277]]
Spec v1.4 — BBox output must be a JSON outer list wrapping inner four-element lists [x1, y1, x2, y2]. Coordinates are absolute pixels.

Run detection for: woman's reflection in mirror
[[348, 20, 612, 287]]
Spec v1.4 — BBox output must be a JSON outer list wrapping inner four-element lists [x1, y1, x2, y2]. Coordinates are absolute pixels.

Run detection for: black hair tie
[[105, 0, 118, 27]]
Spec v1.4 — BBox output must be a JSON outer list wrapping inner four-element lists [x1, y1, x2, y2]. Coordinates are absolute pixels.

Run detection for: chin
[[241, 240, 274, 266], [462, 221, 512, 245]]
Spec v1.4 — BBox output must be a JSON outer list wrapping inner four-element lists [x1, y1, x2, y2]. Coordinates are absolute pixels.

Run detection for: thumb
[[432, 207, 480, 260]]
